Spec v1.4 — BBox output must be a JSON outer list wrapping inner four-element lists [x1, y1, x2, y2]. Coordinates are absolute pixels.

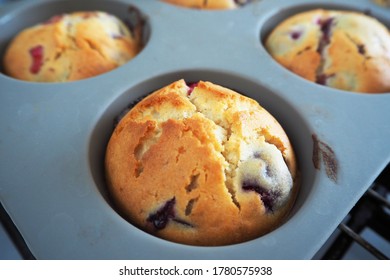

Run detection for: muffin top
[[3, 11, 141, 82], [265, 9, 390, 93], [162, 0, 249, 10], [105, 79, 298, 246]]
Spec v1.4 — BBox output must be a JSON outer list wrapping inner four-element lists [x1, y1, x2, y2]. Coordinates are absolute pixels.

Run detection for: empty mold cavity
[[0, 0, 150, 79], [259, 3, 390, 93], [89, 69, 316, 241]]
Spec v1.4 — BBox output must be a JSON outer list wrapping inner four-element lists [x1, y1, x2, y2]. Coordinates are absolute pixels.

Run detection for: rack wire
[[321, 164, 390, 260]]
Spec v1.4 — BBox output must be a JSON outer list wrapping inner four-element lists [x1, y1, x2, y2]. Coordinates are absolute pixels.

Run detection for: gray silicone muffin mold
[[0, 0, 389, 259]]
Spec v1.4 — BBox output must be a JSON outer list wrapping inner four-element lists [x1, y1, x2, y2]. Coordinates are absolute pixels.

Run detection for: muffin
[[3, 11, 141, 82], [265, 9, 390, 93], [161, 0, 249, 10], [105, 79, 299, 246], [372, 0, 390, 7]]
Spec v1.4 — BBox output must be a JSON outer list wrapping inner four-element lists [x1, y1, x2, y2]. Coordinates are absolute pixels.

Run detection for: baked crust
[[3, 11, 141, 82], [105, 79, 298, 246], [162, 0, 241, 10], [265, 9, 390, 93]]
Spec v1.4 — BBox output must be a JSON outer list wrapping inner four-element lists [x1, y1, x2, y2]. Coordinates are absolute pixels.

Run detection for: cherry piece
[[316, 73, 335, 85], [357, 44, 366, 55], [317, 17, 334, 53], [147, 197, 176, 230], [290, 30, 302, 40], [186, 82, 198, 95], [29, 45, 44, 74], [242, 180, 280, 212]]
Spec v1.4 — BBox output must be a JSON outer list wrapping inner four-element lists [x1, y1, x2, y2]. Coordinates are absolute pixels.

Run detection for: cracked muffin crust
[[3, 11, 141, 82], [265, 9, 390, 93], [161, 0, 249, 10], [105, 79, 299, 246]]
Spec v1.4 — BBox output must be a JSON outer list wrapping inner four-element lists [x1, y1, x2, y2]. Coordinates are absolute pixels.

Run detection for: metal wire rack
[[321, 164, 390, 260]]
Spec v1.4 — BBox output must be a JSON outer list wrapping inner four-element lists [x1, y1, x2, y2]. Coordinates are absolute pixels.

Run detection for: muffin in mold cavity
[[372, 0, 390, 7], [105, 79, 299, 246], [3, 11, 142, 82], [161, 0, 251, 10], [265, 9, 390, 93]]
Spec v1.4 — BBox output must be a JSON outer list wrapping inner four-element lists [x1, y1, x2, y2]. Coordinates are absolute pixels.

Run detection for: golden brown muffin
[[105, 79, 299, 246], [265, 9, 390, 93], [3, 11, 141, 82], [161, 0, 248, 10], [372, 0, 390, 7]]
